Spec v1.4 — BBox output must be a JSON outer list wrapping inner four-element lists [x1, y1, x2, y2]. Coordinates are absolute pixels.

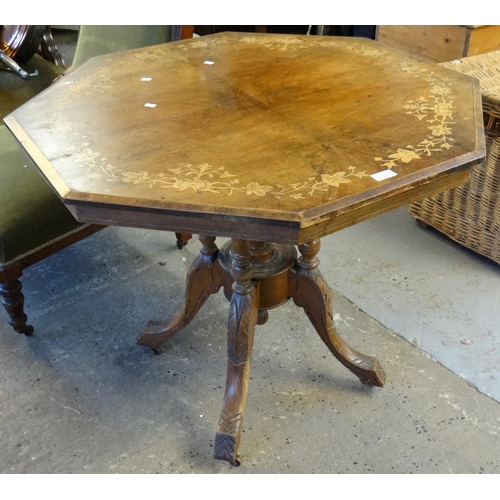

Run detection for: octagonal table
[[4, 33, 485, 466]]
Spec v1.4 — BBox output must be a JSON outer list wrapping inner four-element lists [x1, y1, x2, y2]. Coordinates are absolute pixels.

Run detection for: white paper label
[[204, 60, 215, 65], [144, 103, 157, 108], [141, 77, 152, 81], [370, 170, 397, 182]]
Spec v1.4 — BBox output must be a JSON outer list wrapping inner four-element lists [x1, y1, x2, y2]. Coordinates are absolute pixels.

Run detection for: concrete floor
[[1, 223, 500, 474], [323, 207, 500, 403], [2, 29, 500, 474]]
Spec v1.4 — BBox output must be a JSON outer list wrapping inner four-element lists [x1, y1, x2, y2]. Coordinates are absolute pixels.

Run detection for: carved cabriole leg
[[288, 239, 386, 387], [136, 235, 227, 353], [0, 271, 34, 336], [214, 239, 259, 467]]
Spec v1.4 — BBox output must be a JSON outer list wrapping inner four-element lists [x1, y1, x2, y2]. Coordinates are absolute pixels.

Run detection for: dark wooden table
[[5, 33, 485, 466]]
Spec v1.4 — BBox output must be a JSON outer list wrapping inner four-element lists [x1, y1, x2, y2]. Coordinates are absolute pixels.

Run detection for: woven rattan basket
[[409, 50, 500, 263]]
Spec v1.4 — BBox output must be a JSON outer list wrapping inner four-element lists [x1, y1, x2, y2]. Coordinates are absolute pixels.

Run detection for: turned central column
[[218, 240, 297, 315]]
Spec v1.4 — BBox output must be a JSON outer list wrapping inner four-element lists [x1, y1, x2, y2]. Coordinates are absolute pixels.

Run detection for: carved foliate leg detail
[[289, 239, 386, 387], [214, 411, 242, 465], [0, 279, 34, 336], [136, 236, 228, 350], [214, 239, 259, 466]]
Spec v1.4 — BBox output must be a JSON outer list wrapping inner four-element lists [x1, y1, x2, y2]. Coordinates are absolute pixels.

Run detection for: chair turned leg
[[0, 277, 34, 336]]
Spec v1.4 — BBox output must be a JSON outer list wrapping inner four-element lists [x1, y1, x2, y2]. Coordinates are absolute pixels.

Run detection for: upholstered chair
[[1, 26, 188, 336]]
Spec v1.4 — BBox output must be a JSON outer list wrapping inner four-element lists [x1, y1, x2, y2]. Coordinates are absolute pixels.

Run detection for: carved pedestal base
[[136, 236, 386, 466]]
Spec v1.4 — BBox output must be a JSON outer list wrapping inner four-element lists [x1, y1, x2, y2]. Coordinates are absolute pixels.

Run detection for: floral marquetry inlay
[[37, 34, 460, 201], [374, 64, 456, 170], [69, 148, 369, 199]]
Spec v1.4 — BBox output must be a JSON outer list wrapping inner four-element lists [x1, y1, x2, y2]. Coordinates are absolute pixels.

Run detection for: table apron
[[64, 166, 470, 246]]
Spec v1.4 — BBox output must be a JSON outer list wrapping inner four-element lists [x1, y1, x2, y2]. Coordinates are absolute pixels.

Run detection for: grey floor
[[324, 207, 500, 403], [1, 29, 499, 474], [1, 220, 500, 474]]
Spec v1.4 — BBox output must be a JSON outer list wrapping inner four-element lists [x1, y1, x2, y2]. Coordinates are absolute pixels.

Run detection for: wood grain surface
[[5, 33, 485, 244]]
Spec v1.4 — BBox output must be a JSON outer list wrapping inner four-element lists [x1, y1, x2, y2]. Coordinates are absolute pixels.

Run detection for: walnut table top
[[4, 33, 485, 245]]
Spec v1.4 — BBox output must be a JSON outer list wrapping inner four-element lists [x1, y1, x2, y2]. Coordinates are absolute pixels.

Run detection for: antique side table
[[4, 33, 485, 466]]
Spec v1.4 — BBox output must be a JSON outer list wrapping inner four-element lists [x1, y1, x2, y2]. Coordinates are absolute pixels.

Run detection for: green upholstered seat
[[1, 25, 183, 335], [0, 54, 63, 119], [0, 124, 87, 268], [1, 26, 176, 268]]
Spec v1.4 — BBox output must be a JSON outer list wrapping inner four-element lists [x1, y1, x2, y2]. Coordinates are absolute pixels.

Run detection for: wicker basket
[[409, 50, 500, 263]]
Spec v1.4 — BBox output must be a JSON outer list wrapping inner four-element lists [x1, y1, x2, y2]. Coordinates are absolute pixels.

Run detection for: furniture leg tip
[[215, 455, 241, 467], [359, 361, 386, 387], [214, 432, 241, 466], [135, 333, 160, 351], [136, 321, 164, 348], [20, 325, 34, 336]]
